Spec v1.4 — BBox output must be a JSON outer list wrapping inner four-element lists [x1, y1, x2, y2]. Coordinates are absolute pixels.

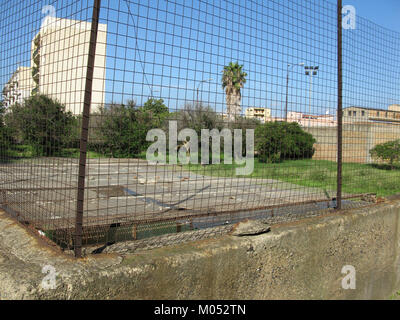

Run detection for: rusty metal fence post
[[336, 0, 343, 210], [75, 0, 102, 258]]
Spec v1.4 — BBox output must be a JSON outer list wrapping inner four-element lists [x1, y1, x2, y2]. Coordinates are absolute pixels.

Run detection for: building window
[[348, 111, 352, 116], [362, 111, 365, 116], [353, 111, 357, 117], [377, 111, 380, 117]]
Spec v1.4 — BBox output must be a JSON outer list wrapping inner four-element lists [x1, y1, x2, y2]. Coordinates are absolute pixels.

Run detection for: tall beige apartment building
[[30, 16, 107, 114]]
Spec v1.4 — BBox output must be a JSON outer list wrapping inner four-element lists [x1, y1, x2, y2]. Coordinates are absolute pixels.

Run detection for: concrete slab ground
[[0, 158, 337, 233], [1, 199, 400, 300]]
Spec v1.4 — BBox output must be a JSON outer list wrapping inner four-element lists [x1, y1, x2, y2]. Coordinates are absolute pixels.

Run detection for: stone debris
[[362, 194, 389, 204], [230, 219, 271, 237]]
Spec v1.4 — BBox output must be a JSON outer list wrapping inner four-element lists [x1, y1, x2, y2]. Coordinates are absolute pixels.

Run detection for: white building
[[343, 106, 400, 124], [245, 107, 272, 123], [287, 111, 337, 127], [30, 16, 107, 114], [2, 66, 35, 109]]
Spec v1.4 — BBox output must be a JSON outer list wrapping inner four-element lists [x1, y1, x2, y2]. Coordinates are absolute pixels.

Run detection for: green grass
[[186, 159, 400, 197], [5, 144, 36, 159], [389, 290, 400, 300], [58, 148, 105, 159], [4, 145, 105, 160]]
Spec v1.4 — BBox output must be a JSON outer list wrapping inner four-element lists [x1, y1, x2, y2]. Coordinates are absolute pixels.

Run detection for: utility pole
[[285, 62, 304, 121], [336, 0, 343, 210], [196, 78, 213, 106], [75, 0, 101, 258]]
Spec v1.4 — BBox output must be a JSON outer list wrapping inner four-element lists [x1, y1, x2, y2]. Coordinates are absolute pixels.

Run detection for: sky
[[1, 0, 400, 117]]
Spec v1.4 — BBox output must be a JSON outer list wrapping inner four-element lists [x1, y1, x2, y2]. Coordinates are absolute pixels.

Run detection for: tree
[[0, 101, 13, 153], [370, 140, 400, 169], [143, 98, 169, 116], [177, 102, 222, 135], [96, 100, 165, 158], [222, 62, 247, 122], [5, 95, 77, 156], [255, 121, 316, 163]]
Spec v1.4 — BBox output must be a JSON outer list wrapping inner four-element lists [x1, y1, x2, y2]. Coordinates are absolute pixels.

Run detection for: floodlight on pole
[[304, 66, 319, 116]]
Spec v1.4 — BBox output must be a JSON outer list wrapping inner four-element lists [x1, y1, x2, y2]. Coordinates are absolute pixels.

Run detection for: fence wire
[[0, 0, 399, 256]]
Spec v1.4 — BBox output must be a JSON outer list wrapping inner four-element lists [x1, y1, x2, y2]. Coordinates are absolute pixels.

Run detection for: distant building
[[343, 106, 400, 123], [30, 16, 107, 114], [389, 104, 400, 112], [2, 66, 35, 109], [287, 111, 336, 127], [245, 107, 271, 123]]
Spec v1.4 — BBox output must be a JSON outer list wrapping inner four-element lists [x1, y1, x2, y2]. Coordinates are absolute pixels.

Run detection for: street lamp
[[148, 87, 160, 100], [304, 66, 319, 116], [285, 62, 304, 122], [196, 78, 213, 105]]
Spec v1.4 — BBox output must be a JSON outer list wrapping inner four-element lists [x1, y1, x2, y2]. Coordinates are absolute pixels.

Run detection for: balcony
[[32, 47, 40, 64], [32, 67, 40, 83], [31, 86, 39, 96], [33, 34, 40, 46]]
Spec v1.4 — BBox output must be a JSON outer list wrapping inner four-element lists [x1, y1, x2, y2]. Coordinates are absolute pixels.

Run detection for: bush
[[96, 99, 169, 158], [5, 95, 77, 156], [177, 102, 222, 135], [255, 121, 316, 163], [0, 101, 14, 152], [173, 105, 259, 162], [228, 116, 260, 157], [142, 98, 169, 121], [370, 140, 400, 168]]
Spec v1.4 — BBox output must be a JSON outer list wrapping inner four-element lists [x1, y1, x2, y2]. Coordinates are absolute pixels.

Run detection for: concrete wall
[[1, 200, 400, 300], [305, 122, 400, 163]]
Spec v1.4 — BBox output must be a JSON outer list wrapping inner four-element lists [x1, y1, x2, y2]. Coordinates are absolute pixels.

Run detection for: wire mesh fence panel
[[0, 0, 399, 254], [341, 13, 400, 200], [82, 0, 343, 248], [0, 0, 101, 248]]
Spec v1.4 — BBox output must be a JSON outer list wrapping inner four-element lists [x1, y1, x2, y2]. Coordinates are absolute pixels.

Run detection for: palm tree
[[222, 62, 247, 122]]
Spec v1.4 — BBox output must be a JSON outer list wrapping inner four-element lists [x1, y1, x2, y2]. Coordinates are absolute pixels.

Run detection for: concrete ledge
[[0, 201, 400, 300]]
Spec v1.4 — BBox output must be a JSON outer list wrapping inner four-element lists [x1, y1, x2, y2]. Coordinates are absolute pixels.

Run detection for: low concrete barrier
[[0, 200, 399, 299]]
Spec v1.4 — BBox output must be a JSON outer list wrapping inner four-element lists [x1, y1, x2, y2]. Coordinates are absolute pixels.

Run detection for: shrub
[[0, 101, 13, 152], [175, 105, 259, 162], [173, 103, 223, 162], [177, 102, 222, 135], [228, 116, 260, 157], [95, 99, 168, 158], [255, 121, 316, 163], [5, 95, 77, 156], [143, 98, 169, 120], [370, 140, 400, 168]]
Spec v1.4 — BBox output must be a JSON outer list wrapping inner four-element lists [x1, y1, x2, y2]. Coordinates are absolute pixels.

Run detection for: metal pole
[[285, 68, 289, 122], [309, 72, 313, 116], [285, 63, 303, 122], [75, 0, 102, 258], [336, 0, 343, 210]]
